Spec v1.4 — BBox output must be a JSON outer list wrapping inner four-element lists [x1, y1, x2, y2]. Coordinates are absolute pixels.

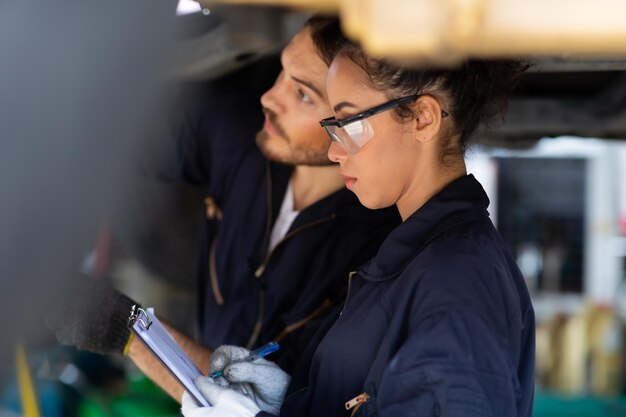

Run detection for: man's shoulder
[[199, 94, 262, 142]]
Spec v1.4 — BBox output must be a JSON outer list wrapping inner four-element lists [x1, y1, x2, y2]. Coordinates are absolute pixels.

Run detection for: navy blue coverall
[[167, 84, 400, 372], [274, 174, 535, 417]]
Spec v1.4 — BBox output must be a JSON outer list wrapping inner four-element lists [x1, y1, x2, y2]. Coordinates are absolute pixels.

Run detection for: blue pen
[[209, 342, 280, 378]]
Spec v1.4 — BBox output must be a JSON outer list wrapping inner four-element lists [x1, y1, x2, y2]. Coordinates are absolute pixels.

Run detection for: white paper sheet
[[129, 307, 211, 407]]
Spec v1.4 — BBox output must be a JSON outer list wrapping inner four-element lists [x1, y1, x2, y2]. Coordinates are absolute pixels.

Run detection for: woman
[[182, 23, 534, 417]]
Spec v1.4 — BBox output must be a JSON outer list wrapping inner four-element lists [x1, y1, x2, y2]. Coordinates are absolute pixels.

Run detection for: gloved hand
[[210, 345, 290, 415], [45, 275, 137, 355], [181, 377, 261, 417]]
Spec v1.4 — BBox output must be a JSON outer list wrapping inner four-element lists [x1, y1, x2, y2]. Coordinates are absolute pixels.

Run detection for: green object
[[77, 373, 180, 417], [534, 392, 626, 417]]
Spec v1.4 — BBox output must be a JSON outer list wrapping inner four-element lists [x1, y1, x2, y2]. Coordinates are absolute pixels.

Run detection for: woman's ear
[[412, 95, 444, 143]]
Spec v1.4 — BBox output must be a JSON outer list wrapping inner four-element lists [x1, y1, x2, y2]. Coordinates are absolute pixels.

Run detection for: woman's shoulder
[[391, 222, 522, 320], [410, 216, 506, 276]]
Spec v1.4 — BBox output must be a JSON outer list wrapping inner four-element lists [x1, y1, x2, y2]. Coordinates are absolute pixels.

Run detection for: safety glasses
[[319, 94, 448, 154]]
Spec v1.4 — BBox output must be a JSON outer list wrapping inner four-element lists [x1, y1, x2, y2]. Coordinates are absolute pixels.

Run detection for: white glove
[[210, 345, 291, 415], [181, 377, 261, 417]]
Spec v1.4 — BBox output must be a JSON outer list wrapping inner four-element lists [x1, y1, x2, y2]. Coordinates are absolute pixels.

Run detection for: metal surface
[[199, 0, 626, 62], [172, 5, 308, 80]]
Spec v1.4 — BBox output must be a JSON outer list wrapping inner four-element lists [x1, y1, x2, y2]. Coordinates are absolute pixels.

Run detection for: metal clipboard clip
[[128, 304, 152, 330], [125, 305, 212, 407]]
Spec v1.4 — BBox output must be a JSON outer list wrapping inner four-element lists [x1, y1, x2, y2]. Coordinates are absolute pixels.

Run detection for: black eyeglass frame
[[319, 94, 448, 128]]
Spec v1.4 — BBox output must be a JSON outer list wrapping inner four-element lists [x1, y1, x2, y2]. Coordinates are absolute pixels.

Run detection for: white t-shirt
[[268, 180, 300, 253]]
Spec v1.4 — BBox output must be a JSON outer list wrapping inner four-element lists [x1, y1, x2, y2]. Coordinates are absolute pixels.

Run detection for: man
[[48, 16, 399, 402]]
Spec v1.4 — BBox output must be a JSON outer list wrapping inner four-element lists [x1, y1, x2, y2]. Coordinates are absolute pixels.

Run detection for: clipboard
[[128, 305, 211, 407]]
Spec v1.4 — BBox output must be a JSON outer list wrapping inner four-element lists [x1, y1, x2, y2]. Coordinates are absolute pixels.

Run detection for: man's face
[[256, 27, 334, 166]]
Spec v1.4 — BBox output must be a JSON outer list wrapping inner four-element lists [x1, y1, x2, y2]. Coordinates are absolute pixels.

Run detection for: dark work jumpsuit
[[167, 84, 401, 372], [273, 175, 535, 417]]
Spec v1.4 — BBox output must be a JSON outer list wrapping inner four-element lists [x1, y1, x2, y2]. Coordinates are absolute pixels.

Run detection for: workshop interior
[[1, 0, 626, 416]]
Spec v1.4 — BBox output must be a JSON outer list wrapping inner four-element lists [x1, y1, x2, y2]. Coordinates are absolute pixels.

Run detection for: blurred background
[[1, 0, 626, 416]]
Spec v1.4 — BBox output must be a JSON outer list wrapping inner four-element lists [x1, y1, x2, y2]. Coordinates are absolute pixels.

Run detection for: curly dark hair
[[311, 17, 528, 163]]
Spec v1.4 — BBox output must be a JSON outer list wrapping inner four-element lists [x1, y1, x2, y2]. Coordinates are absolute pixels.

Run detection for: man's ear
[[412, 95, 444, 143]]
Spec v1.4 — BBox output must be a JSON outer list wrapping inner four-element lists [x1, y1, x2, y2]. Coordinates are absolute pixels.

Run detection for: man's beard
[[255, 130, 333, 166], [255, 109, 333, 166]]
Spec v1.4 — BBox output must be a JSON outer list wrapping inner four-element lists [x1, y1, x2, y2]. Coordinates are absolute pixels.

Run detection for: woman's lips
[[342, 174, 357, 188]]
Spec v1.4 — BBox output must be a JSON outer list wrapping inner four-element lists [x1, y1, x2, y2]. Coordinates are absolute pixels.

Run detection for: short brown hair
[[305, 15, 345, 67]]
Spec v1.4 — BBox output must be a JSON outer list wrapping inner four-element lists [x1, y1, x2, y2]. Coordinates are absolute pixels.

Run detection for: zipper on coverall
[[340, 271, 358, 316], [246, 162, 336, 349]]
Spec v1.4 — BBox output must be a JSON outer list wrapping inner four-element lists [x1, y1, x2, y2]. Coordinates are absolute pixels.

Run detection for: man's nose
[[260, 81, 286, 114]]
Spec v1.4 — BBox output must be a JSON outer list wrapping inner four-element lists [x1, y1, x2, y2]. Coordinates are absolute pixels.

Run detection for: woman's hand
[[181, 377, 261, 417], [210, 345, 291, 415]]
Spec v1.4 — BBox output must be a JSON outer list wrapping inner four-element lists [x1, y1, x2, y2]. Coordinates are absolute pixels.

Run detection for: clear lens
[[345, 120, 373, 148], [343, 121, 366, 142], [339, 120, 373, 154], [323, 119, 374, 154], [323, 126, 341, 144]]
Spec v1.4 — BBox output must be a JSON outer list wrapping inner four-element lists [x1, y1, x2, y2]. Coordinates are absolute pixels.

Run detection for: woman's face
[[326, 55, 438, 217]]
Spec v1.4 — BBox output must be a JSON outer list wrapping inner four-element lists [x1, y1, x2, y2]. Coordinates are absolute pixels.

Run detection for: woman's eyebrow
[[333, 101, 359, 113]]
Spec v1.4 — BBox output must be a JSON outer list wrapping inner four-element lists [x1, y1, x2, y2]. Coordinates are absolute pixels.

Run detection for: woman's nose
[[327, 141, 348, 163]]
